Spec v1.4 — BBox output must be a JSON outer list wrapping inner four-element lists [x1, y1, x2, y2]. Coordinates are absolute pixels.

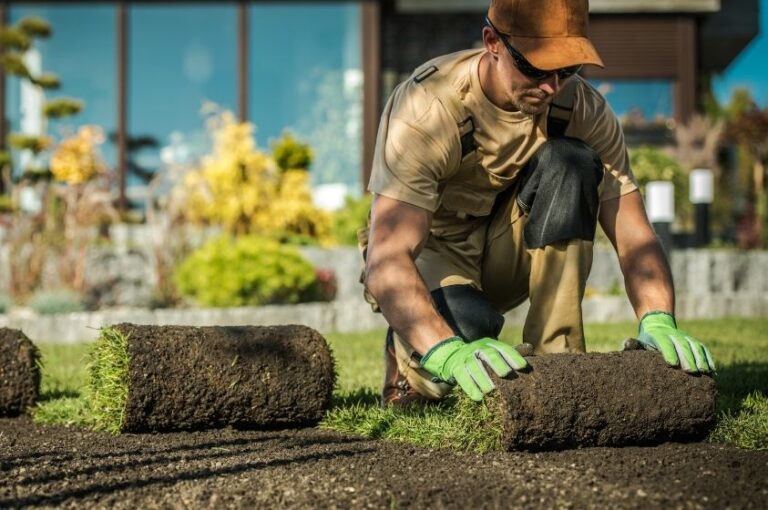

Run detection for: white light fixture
[[689, 168, 714, 205], [646, 181, 675, 223]]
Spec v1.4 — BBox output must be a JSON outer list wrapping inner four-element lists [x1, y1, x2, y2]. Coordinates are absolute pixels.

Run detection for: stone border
[[2, 294, 766, 344]]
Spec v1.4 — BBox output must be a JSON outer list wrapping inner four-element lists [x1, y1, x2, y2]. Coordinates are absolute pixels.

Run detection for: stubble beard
[[513, 89, 553, 115]]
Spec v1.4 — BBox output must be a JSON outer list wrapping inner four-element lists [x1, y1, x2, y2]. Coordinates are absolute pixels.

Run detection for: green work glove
[[638, 311, 716, 373], [420, 337, 528, 401]]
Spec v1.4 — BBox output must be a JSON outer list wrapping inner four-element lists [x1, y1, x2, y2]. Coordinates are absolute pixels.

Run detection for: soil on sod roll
[[493, 350, 715, 451], [112, 324, 335, 432], [0, 328, 40, 417], [1, 416, 767, 509]]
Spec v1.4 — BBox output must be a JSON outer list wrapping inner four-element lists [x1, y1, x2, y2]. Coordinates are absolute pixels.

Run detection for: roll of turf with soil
[[491, 350, 716, 451], [0, 328, 41, 416], [90, 324, 335, 433]]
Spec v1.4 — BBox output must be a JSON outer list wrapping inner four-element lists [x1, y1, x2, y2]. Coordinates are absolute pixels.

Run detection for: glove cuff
[[420, 336, 464, 380], [639, 310, 677, 331]]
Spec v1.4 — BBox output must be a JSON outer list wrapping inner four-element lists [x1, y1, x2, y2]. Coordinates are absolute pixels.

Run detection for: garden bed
[[1, 416, 766, 508]]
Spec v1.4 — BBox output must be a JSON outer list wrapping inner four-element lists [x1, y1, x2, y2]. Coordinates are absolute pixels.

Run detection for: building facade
[[0, 1, 758, 199]]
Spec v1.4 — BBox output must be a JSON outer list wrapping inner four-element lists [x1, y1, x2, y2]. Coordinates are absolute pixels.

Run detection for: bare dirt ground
[[1, 417, 766, 509]]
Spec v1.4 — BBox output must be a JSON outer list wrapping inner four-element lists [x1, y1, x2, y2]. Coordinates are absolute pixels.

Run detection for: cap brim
[[509, 36, 604, 70]]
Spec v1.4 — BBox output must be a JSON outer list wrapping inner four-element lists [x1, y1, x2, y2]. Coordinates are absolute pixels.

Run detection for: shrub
[[179, 110, 329, 242], [271, 131, 313, 172], [174, 235, 319, 307], [32, 73, 60, 89], [44, 97, 83, 118], [629, 146, 690, 226], [0, 194, 14, 213], [630, 146, 685, 189], [270, 169, 331, 244], [28, 289, 85, 315], [16, 16, 51, 38], [0, 27, 30, 51], [331, 193, 372, 246], [301, 269, 338, 303], [50, 125, 105, 184], [0, 294, 10, 314], [8, 133, 52, 154]]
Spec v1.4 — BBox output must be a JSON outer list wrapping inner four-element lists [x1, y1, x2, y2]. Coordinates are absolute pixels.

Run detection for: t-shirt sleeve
[[567, 79, 638, 201], [367, 82, 461, 212]]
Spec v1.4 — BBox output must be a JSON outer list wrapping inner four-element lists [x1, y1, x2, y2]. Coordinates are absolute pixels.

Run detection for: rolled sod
[[0, 328, 41, 417], [491, 350, 716, 451], [91, 324, 335, 433]]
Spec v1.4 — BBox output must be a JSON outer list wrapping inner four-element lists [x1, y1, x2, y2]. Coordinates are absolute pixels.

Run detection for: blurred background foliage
[[178, 109, 332, 244], [0, 13, 766, 313], [330, 193, 371, 246], [630, 146, 691, 230], [174, 235, 320, 308]]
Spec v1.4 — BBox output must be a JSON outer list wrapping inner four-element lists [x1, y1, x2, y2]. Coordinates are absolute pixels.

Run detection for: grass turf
[[31, 319, 768, 450], [34, 327, 129, 433], [321, 318, 768, 452]]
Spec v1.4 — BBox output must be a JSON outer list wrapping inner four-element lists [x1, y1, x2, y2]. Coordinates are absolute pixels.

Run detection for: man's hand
[[637, 311, 716, 373], [420, 337, 528, 401]]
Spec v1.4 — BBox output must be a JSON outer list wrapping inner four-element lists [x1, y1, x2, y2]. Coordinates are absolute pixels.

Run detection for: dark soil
[[0, 329, 40, 417], [495, 350, 716, 450], [1, 417, 766, 509], [118, 324, 335, 432]]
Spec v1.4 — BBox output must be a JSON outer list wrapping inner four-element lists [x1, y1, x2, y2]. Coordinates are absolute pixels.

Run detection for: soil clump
[[1, 417, 766, 509], [0, 328, 40, 417], [494, 350, 715, 450], [116, 324, 335, 432]]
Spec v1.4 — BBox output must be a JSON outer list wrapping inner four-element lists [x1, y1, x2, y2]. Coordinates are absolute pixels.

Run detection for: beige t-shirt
[[368, 49, 637, 227]]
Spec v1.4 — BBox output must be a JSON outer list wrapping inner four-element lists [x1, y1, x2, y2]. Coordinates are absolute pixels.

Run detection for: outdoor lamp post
[[646, 181, 675, 255], [690, 168, 714, 247]]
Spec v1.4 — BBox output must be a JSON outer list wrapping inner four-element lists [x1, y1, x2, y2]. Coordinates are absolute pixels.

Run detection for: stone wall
[[1, 223, 766, 343], [2, 292, 766, 345]]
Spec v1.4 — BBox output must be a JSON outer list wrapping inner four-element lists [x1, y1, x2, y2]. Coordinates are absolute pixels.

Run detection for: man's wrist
[[640, 310, 676, 327], [420, 336, 464, 380]]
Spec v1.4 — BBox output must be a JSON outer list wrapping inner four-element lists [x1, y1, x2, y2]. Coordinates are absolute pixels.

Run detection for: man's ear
[[482, 26, 500, 59]]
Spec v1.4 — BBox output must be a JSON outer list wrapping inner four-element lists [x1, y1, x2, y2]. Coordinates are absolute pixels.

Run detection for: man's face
[[482, 23, 580, 114], [502, 62, 560, 115]]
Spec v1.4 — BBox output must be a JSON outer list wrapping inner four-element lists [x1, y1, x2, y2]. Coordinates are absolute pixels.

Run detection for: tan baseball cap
[[487, 0, 604, 70]]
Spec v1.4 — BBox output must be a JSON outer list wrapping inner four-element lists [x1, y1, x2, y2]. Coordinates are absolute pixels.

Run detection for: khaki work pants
[[399, 191, 594, 399]]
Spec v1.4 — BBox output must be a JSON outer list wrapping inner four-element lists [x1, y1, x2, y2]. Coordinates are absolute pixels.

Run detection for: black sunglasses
[[484, 16, 582, 81]]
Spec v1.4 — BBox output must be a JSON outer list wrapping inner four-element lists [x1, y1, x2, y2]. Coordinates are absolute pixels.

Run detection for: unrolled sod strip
[[483, 350, 716, 451], [0, 328, 41, 417], [90, 323, 336, 433]]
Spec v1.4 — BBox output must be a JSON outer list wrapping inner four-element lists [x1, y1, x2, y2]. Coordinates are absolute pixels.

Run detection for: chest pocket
[[440, 150, 517, 219], [440, 184, 495, 219]]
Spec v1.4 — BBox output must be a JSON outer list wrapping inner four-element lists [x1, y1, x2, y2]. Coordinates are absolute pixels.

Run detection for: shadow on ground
[[715, 361, 768, 413]]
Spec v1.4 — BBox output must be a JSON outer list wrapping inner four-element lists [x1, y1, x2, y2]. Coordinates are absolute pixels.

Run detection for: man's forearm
[[620, 237, 675, 319], [365, 252, 455, 354], [599, 191, 676, 320]]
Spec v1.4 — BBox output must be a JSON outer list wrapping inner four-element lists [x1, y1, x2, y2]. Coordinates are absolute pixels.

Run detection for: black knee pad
[[517, 137, 603, 249], [430, 285, 505, 341]]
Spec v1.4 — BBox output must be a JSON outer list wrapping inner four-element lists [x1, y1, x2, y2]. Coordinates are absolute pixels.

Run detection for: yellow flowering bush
[[271, 169, 331, 241], [180, 110, 330, 243], [50, 125, 105, 184], [182, 111, 277, 235]]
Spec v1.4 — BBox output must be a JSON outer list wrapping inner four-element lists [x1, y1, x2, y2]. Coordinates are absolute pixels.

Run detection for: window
[[128, 4, 237, 188], [6, 4, 117, 174], [249, 3, 362, 188], [589, 79, 674, 128]]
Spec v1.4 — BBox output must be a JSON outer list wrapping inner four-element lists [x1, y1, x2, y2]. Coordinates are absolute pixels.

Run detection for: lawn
[[34, 318, 768, 451]]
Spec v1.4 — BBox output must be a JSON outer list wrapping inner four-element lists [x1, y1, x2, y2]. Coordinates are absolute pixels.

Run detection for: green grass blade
[[87, 327, 130, 434]]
